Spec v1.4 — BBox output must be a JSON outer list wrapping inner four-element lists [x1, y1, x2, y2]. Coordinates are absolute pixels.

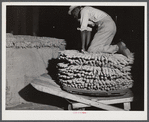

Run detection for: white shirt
[[77, 6, 108, 31]]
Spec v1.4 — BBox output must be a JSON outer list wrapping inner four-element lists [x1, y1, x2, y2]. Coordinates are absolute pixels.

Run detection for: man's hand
[[88, 23, 95, 27], [88, 20, 95, 27], [81, 49, 88, 54]]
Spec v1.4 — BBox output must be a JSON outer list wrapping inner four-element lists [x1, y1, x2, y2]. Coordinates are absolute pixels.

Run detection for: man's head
[[68, 6, 82, 19]]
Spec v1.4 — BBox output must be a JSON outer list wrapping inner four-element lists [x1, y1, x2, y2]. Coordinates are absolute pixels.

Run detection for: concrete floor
[[6, 83, 69, 110], [6, 83, 142, 111], [6, 102, 64, 110]]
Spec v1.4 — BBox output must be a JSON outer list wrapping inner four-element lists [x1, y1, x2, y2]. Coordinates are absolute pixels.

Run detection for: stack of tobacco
[[6, 33, 66, 49], [57, 50, 134, 93]]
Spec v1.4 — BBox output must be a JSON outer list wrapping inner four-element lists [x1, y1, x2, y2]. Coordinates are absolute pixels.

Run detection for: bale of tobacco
[[57, 50, 134, 92], [6, 33, 66, 49]]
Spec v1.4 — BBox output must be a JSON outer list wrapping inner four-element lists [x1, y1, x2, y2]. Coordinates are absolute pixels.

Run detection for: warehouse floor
[[6, 102, 64, 110], [6, 97, 141, 111], [6, 83, 142, 111], [6, 102, 129, 111], [6, 102, 141, 111], [5, 102, 108, 110]]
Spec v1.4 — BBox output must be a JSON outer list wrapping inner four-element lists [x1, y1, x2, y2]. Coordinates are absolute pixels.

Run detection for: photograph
[[2, 2, 147, 120]]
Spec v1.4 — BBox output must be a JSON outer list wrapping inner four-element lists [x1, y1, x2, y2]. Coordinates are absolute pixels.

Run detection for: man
[[68, 6, 133, 58]]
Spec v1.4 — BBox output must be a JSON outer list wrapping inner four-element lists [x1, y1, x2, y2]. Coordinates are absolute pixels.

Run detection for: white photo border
[[2, 2, 148, 120]]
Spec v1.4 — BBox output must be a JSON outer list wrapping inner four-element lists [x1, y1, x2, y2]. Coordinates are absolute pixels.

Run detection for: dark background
[[6, 6, 144, 110]]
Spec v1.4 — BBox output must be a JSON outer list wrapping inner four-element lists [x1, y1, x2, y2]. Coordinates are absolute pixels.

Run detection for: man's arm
[[80, 30, 86, 51], [86, 31, 91, 50], [79, 8, 92, 51], [81, 30, 91, 51]]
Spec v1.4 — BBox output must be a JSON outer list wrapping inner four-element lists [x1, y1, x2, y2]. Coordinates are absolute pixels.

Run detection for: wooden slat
[[72, 97, 133, 109], [31, 77, 61, 89], [71, 89, 133, 109], [73, 89, 133, 101], [124, 102, 131, 111], [31, 78, 125, 111]]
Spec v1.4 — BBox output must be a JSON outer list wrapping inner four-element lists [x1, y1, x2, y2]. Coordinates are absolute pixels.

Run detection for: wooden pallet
[[66, 89, 133, 110], [30, 74, 133, 111], [62, 85, 129, 97]]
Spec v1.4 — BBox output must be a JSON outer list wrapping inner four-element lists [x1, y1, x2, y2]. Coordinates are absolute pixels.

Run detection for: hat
[[68, 6, 78, 15]]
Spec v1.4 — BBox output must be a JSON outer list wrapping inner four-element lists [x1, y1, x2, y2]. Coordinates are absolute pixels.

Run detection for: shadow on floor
[[19, 84, 69, 110], [18, 58, 68, 110]]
